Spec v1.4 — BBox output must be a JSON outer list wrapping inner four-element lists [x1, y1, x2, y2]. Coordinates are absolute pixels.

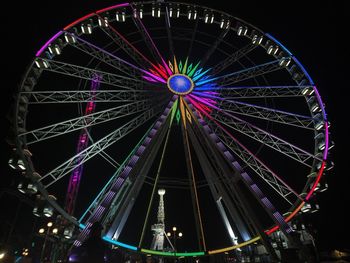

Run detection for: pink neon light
[[188, 94, 218, 113], [191, 94, 217, 106], [96, 3, 130, 14], [142, 76, 157, 83], [63, 13, 95, 30], [143, 70, 166, 83], [305, 161, 326, 200], [187, 96, 211, 115], [161, 58, 173, 76], [149, 68, 161, 78], [36, 31, 63, 57]]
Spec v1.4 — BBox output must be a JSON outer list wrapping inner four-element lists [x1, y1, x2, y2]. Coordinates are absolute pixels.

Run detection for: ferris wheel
[[9, 1, 332, 259]]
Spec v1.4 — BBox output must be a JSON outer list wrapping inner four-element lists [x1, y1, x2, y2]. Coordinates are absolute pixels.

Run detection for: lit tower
[[151, 189, 166, 250]]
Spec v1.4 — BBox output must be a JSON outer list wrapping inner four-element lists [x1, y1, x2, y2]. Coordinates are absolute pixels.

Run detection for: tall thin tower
[[151, 189, 166, 250]]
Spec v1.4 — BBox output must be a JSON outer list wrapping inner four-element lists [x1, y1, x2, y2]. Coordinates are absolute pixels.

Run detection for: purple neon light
[[188, 94, 218, 110], [192, 91, 221, 99], [36, 31, 63, 57], [143, 76, 158, 83], [65, 75, 101, 215]]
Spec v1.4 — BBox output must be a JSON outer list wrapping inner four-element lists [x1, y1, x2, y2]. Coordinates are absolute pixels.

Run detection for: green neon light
[[178, 61, 183, 72], [176, 109, 181, 124], [187, 62, 201, 78], [141, 249, 175, 256], [182, 57, 188, 74], [170, 98, 178, 123], [141, 249, 205, 257], [176, 252, 205, 257], [187, 63, 193, 75]]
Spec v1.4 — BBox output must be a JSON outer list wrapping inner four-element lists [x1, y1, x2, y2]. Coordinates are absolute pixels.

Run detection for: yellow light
[[167, 232, 171, 237], [47, 222, 53, 227], [172, 226, 177, 231], [52, 228, 58, 234], [0, 252, 5, 259], [39, 228, 45, 234], [178, 232, 183, 237]]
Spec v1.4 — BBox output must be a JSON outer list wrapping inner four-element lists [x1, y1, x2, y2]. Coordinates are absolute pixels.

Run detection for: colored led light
[[167, 74, 194, 95], [102, 237, 138, 251], [36, 31, 63, 57]]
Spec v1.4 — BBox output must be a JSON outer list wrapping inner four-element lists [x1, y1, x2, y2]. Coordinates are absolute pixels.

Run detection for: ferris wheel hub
[[167, 74, 194, 95]]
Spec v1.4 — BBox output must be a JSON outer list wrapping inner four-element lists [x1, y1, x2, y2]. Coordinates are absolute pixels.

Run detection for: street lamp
[[167, 226, 183, 252]]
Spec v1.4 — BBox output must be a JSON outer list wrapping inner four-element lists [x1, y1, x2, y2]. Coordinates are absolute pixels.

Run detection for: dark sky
[[1, 0, 347, 253]]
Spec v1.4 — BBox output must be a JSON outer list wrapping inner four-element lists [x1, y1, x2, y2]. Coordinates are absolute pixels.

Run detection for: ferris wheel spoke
[[66, 33, 165, 82], [200, 27, 229, 68], [22, 100, 155, 145], [130, 3, 172, 76], [196, 59, 287, 87], [164, 4, 175, 59], [34, 58, 163, 89], [215, 98, 314, 129], [211, 110, 319, 167], [78, 124, 155, 223], [206, 118, 302, 205], [194, 85, 310, 98], [209, 43, 258, 76], [186, 100, 294, 236], [186, 18, 199, 59], [38, 105, 163, 188], [76, 97, 177, 245], [25, 89, 158, 104], [97, 18, 153, 69]]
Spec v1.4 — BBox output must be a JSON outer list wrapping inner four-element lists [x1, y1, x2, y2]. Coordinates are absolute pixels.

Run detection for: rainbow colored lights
[[32, 1, 329, 255], [143, 56, 219, 118]]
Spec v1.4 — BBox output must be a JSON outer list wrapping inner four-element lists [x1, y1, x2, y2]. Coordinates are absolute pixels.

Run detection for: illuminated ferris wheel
[[9, 1, 333, 260]]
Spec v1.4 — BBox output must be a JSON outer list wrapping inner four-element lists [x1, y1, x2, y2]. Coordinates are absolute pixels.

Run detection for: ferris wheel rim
[[12, 1, 331, 257]]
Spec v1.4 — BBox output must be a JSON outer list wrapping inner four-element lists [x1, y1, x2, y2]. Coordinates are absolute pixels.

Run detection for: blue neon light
[[292, 56, 314, 85], [102, 236, 138, 251], [265, 33, 293, 56], [168, 75, 192, 93], [78, 224, 137, 251]]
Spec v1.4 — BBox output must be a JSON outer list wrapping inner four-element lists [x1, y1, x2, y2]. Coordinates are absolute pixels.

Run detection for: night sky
[[1, 0, 347, 254]]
